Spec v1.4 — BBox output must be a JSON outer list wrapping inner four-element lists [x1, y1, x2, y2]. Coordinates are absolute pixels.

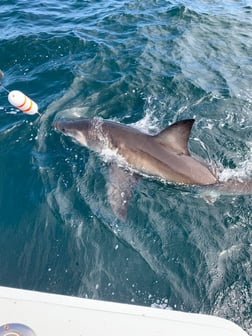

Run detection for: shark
[[53, 117, 252, 219]]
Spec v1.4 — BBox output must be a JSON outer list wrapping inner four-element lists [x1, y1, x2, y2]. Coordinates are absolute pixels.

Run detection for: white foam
[[217, 141, 252, 182], [219, 164, 252, 183], [100, 147, 120, 163], [131, 95, 161, 134]]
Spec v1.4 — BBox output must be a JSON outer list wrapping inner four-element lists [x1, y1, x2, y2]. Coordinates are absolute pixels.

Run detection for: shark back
[[100, 119, 217, 185]]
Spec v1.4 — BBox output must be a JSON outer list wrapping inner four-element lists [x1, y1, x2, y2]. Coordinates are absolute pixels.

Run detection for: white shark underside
[[53, 118, 251, 219]]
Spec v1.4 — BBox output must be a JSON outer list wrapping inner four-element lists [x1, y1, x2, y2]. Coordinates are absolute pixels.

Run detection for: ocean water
[[0, 0, 252, 334]]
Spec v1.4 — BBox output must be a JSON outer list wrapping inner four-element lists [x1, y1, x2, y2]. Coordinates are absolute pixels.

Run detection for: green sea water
[[0, 0, 251, 334]]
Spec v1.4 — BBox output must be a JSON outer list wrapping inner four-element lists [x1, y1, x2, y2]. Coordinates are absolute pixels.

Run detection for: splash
[[219, 141, 252, 182]]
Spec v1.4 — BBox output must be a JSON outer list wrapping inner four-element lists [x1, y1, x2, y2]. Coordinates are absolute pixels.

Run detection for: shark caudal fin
[[154, 119, 195, 156]]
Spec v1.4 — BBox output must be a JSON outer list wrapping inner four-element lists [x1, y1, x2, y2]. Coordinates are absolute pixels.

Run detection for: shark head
[[53, 118, 91, 147]]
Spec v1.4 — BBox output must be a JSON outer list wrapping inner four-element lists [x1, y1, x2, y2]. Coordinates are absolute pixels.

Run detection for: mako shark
[[53, 117, 252, 219]]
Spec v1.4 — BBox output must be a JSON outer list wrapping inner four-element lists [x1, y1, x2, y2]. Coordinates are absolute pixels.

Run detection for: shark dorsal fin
[[154, 119, 195, 155]]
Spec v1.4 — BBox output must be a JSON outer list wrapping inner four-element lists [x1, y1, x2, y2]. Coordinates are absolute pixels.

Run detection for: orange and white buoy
[[8, 90, 39, 115]]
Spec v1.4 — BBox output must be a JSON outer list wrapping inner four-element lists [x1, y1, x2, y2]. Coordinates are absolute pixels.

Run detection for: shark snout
[[52, 120, 68, 134], [52, 118, 89, 147]]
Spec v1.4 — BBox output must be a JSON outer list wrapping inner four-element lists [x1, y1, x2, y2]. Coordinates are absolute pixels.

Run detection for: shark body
[[53, 118, 216, 184], [53, 118, 251, 219]]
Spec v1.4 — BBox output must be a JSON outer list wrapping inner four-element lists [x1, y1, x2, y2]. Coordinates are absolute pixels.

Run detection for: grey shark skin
[[53, 118, 251, 218], [53, 118, 217, 185]]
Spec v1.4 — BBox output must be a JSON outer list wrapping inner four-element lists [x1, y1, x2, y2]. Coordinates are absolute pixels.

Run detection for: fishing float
[[0, 69, 40, 116]]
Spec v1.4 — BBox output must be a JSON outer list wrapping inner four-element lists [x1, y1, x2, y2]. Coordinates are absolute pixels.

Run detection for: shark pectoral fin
[[154, 119, 195, 155], [107, 164, 140, 221]]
